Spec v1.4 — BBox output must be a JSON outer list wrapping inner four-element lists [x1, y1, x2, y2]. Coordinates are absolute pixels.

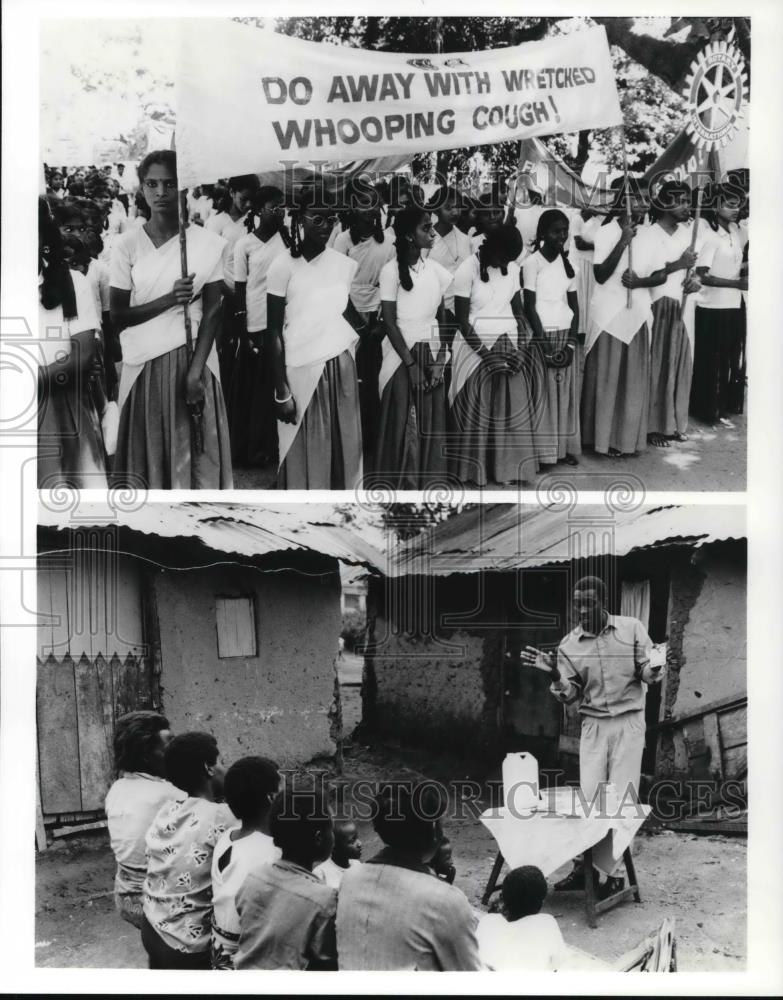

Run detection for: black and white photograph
[[1, 3, 782, 994], [33, 499, 746, 971], [35, 15, 749, 492]]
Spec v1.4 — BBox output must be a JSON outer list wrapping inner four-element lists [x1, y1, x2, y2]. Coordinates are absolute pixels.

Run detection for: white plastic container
[[502, 752, 540, 816]]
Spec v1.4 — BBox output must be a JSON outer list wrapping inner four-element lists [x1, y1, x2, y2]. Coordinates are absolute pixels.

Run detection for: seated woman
[[141, 732, 233, 970], [109, 149, 232, 489], [104, 711, 177, 929], [37, 199, 107, 489]]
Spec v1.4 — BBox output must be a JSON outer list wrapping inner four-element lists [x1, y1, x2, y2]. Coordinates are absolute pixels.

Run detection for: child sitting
[[210, 756, 282, 969], [477, 866, 568, 971], [235, 787, 337, 970], [315, 819, 362, 889]]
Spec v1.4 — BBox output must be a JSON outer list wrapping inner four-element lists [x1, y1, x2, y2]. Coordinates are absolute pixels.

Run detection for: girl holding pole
[[109, 150, 232, 488], [266, 187, 364, 490], [450, 223, 538, 486], [523, 209, 581, 467], [642, 180, 702, 446], [581, 179, 665, 458], [374, 206, 452, 488]]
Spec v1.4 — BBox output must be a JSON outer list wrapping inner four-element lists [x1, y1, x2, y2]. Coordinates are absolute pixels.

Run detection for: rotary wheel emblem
[[683, 40, 748, 149]]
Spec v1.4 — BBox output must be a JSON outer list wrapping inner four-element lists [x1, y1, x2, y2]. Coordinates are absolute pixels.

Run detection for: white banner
[[176, 20, 623, 187]]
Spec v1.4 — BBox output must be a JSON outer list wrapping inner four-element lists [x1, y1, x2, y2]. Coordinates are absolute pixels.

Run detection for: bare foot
[[669, 432, 688, 442], [563, 454, 579, 466], [648, 433, 670, 448]]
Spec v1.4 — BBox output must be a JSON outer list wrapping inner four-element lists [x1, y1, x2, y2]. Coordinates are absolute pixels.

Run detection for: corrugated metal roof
[[390, 504, 746, 577], [38, 502, 385, 570]]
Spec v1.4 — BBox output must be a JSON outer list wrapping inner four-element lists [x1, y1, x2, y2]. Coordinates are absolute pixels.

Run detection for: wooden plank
[[702, 713, 724, 781], [49, 565, 71, 659], [114, 559, 145, 658], [37, 654, 82, 814], [51, 819, 108, 839], [74, 653, 114, 812], [216, 596, 256, 658], [111, 652, 152, 720], [651, 693, 747, 732], [37, 564, 55, 660], [722, 744, 748, 781], [718, 705, 747, 750], [35, 754, 48, 852]]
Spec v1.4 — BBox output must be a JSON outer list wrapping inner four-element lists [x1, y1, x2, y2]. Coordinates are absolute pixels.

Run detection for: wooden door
[[37, 548, 151, 818]]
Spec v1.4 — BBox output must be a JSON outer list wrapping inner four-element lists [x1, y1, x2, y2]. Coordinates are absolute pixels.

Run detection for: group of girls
[[37, 150, 748, 492]]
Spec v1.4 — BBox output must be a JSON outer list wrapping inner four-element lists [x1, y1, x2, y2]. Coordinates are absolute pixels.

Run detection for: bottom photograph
[[35, 499, 746, 972]]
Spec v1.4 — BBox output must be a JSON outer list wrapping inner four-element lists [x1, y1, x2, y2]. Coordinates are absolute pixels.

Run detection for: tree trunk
[[593, 16, 708, 93]]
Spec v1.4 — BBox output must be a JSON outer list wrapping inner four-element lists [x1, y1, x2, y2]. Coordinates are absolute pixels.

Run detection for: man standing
[[520, 576, 664, 898]]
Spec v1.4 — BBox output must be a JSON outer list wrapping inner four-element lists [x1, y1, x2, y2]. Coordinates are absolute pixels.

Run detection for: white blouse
[[453, 254, 521, 343], [427, 226, 473, 312], [38, 269, 100, 365], [379, 256, 453, 349], [589, 218, 657, 341], [522, 251, 576, 330], [696, 221, 747, 310], [233, 230, 289, 332]]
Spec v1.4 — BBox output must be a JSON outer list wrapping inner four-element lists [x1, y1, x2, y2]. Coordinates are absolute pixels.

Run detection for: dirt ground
[[233, 411, 746, 493], [36, 686, 746, 972]]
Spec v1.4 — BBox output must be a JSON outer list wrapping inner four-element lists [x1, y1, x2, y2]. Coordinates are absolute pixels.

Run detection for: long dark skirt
[[648, 296, 692, 436], [532, 329, 582, 464], [113, 344, 233, 489], [372, 341, 447, 490], [355, 311, 383, 472], [38, 379, 107, 489], [690, 306, 746, 423], [278, 350, 363, 490], [581, 325, 650, 455], [226, 329, 278, 467], [449, 333, 539, 486]]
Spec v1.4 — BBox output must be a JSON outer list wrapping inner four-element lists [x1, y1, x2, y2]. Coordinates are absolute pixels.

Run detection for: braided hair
[[393, 206, 429, 292], [246, 184, 291, 246], [288, 184, 323, 259], [532, 209, 575, 279], [39, 198, 77, 319], [348, 209, 384, 246], [477, 224, 523, 282]]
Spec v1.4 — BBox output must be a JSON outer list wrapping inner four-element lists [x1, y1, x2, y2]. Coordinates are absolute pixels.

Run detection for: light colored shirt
[[640, 221, 706, 303], [589, 219, 657, 342], [697, 221, 747, 310], [522, 251, 577, 330], [266, 247, 358, 369], [206, 212, 251, 288], [569, 212, 602, 262], [314, 856, 360, 890], [143, 796, 234, 954], [550, 614, 657, 718], [336, 851, 483, 970], [453, 254, 521, 343], [233, 230, 288, 332], [38, 269, 100, 365], [235, 859, 337, 970], [210, 827, 281, 968], [332, 227, 396, 315], [105, 772, 180, 897], [379, 256, 453, 348], [477, 912, 568, 971], [427, 226, 473, 312]]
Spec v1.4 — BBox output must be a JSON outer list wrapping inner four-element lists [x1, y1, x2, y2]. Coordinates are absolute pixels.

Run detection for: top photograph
[[37, 15, 749, 493]]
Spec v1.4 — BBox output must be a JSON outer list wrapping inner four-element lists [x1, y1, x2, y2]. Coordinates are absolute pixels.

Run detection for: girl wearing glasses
[[374, 206, 452, 488], [266, 187, 364, 489], [109, 150, 232, 488]]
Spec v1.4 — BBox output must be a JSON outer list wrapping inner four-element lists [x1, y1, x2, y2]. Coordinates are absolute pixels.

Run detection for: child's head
[[332, 820, 362, 864], [223, 755, 281, 828], [373, 781, 447, 864], [535, 209, 570, 251], [269, 787, 334, 866], [501, 865, 548, 921]]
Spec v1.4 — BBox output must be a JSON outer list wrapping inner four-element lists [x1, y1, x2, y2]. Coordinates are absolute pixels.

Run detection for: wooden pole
[[680, 157, 708, 312], [621, 135, 633, 308], [178, 190, 204, 455]]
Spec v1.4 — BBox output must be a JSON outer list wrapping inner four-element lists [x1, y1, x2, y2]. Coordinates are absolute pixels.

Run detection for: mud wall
[[152, 563, 341, 766]]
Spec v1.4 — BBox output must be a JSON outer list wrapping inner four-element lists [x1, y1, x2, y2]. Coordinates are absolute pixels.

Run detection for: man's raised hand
[[520, 646, 558, 679]]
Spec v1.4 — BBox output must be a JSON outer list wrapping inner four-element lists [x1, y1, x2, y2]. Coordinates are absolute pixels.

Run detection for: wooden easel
[[482, 845, 641, 929]]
